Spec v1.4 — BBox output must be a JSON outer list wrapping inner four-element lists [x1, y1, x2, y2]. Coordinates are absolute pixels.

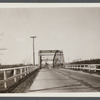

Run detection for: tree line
[[0, 63, 33, 69], [70, 58, 100, 64]]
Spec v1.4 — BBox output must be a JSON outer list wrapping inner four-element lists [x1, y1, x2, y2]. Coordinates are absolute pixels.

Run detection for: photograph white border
[[0, 3, 100, 97]]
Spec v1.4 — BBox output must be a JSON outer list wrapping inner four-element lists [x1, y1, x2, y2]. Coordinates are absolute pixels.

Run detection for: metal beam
[[40, 54, 54, 56], [39, 50, 62, 53], [40, 53, 63, 56], [41, 59, 53, 61]]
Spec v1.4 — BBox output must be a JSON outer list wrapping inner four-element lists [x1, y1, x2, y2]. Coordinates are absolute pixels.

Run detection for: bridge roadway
[[29, 67, 100, 92]]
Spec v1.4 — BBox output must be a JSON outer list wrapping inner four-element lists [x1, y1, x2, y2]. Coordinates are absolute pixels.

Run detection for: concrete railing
[[0, 66, 38, 89], [65, 64, 100, 72]]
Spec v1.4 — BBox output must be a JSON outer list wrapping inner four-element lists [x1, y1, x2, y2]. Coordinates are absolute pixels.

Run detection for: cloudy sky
[[0, 7, 100, 64]]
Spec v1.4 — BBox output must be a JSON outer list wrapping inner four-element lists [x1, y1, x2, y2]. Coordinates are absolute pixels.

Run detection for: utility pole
[[30, 36, 36, 66]]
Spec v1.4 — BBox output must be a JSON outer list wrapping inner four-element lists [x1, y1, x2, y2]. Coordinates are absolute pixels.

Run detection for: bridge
[[0, 50, 100, 93], [38, 50, 65, 68]]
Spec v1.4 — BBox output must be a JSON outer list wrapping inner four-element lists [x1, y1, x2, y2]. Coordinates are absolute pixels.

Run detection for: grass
[[0, 64, 39, 93], [9, 69, 39, 93], [0, 71, 25, 92]]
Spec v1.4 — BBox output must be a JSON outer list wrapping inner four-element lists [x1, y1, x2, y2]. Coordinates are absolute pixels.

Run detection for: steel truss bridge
[[38, 50, 65, 68]]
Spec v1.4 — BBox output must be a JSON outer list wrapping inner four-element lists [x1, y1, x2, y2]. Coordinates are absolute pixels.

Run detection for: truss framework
[[38, 50, 65, 68]]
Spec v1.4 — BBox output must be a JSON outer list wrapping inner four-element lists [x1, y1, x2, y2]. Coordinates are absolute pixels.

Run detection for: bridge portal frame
[[38, 50, 65, 68]]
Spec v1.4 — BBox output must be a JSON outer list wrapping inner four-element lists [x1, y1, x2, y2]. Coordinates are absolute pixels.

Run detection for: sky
[[0, 7, 100, 64]]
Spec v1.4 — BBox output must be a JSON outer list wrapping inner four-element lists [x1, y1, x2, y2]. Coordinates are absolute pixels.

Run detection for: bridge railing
[[0, 66, 38, 89], [65, 64, 100, 72]]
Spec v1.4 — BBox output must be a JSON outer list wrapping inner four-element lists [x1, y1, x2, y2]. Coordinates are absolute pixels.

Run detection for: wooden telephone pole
[[30, 36, 36, 66]]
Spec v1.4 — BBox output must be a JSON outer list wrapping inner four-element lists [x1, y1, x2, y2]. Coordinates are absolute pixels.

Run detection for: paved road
[[29, 68, 100, 92]]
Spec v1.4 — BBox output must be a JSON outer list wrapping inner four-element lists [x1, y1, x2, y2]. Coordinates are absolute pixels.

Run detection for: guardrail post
[[27, 67, 29, 74], [72, 66, 73, 69], [74, 65, 75, 70], [14, 69, 17, 83], [94, 66, 96, 72], [89, 65, 91, 72], [73, 65, 74, 69], [70, 66, 72, 69], [94, 68, 96, 72], [30, 67, 32, 73], [24, 67, 26, 76], [29, 67, 31, 73], [20, 68, 22, 79], [83, 65, 85, 70], [77, 65, 78, 70], [30, 67, 32, 72], [72, 66, 74, 69], [80, 66, 81, 70], [32, 66, 34, 71], [4, 71, 7, 88]]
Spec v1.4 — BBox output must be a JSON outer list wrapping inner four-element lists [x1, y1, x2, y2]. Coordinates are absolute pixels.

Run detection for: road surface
[[29, 68, 100, 92]]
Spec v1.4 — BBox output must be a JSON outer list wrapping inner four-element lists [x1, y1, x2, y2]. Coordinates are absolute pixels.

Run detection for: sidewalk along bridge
[[38, 50, 65, 68]]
